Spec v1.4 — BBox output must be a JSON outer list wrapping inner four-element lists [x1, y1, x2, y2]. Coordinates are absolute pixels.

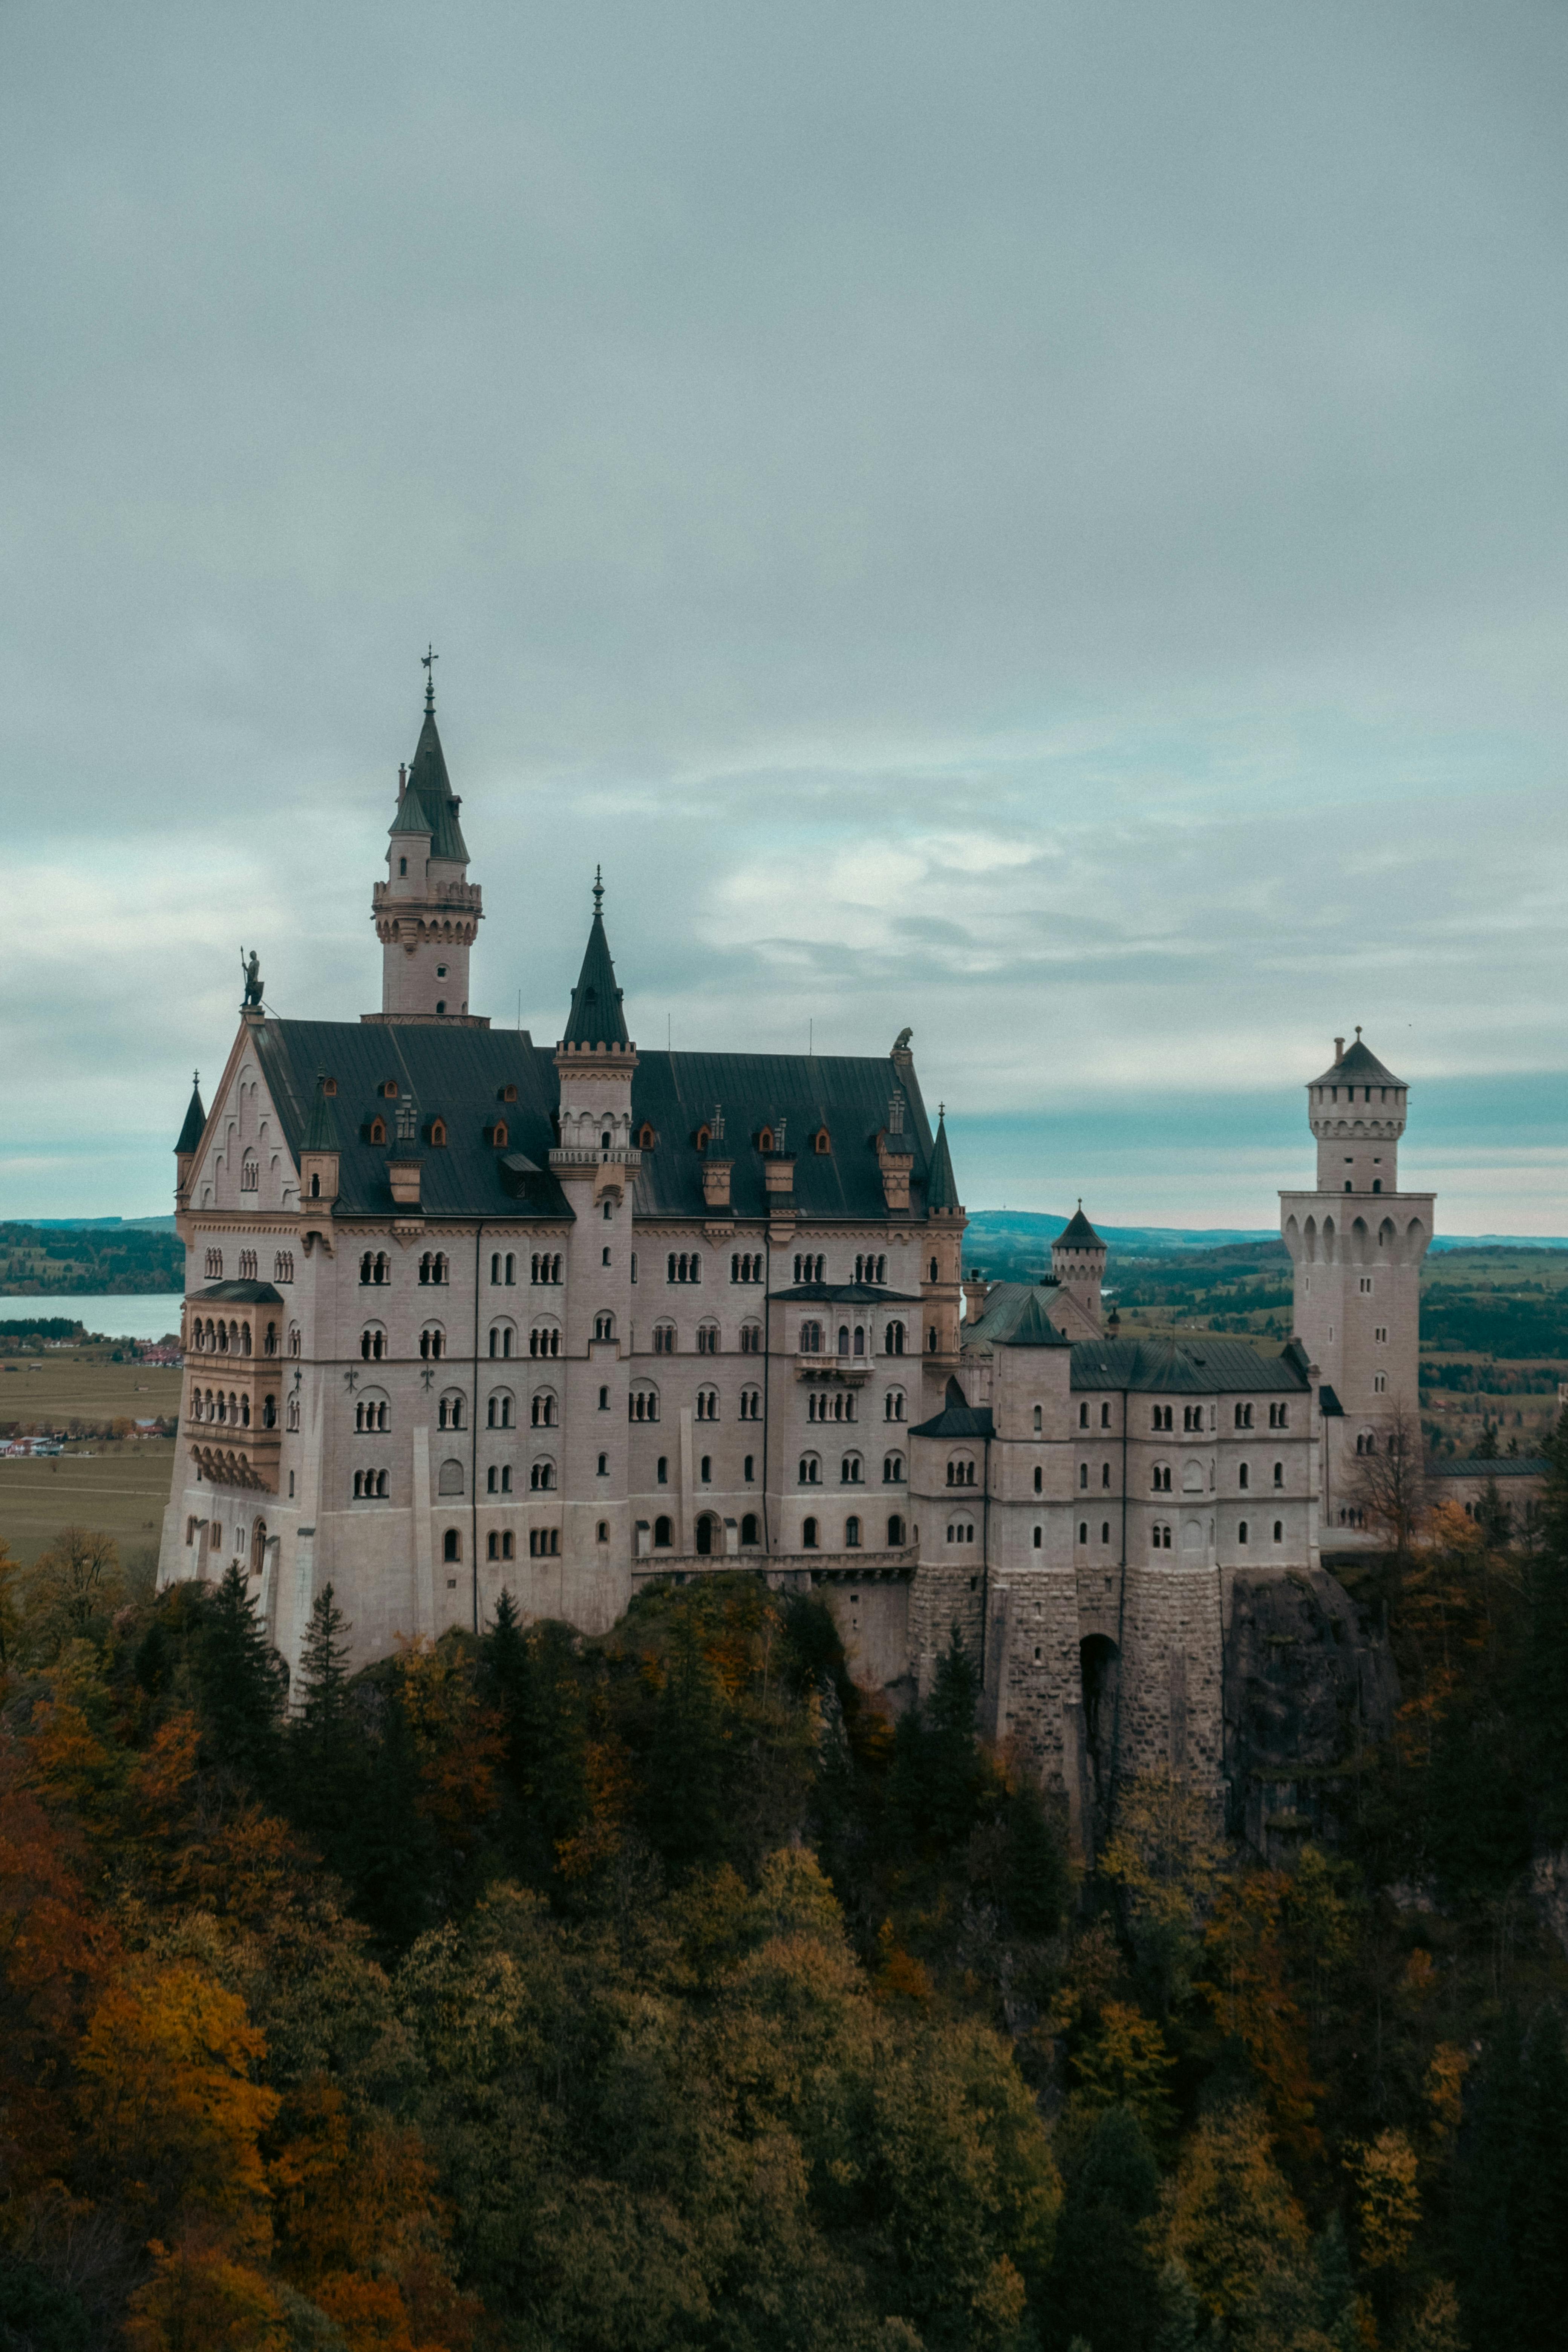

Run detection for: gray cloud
[[2, 1, 1565, 1224]]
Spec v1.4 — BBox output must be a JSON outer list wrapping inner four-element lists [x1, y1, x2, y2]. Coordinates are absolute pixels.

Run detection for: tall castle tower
[[1280, 1031, 1434, 1527], [367, 659, 484, 1023], [1052, 1203, 1107, 1327]]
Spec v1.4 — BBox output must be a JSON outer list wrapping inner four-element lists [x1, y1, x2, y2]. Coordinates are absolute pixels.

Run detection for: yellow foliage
[[123, 2231, 288, 2352], [1395, 2278, 1467, 2351], [75, 1959, 279, 2242], [1348, 2127, 1422, 2271], [1424, 2042, 1469, 2147], [1162, 2101, 1309, 2323], [874, 1918, 934, 2009], [1067, 1999, 1177, 2137]]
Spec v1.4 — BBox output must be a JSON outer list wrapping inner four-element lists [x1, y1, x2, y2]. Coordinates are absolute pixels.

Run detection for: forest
[[4, 1432, 1568, 2352], [0, 1227, 184, 1300]]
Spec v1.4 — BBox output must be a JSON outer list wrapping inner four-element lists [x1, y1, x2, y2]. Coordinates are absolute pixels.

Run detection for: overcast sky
[[3, 2, 1565, 1233]]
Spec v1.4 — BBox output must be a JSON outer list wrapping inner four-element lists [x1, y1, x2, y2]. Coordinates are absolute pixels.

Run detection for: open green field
[[0, 1438, 176, 1566], [0, 1347, 183, 1431]]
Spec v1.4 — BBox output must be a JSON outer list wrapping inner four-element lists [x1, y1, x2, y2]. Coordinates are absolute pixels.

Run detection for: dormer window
[[813, 1127, 830, 1155], [323, 1077, 337, 1096], [758, 1127, 774, 1153], [428, 1119, 447, 1147], [639, 1122, 656, 1150], [695, 1124, 710, 1152], [488, 1121, 508, 1149], [380, 1080, 398, 1099], [498, 1084, 518, 1103], [369, 1117, 388, 1145]]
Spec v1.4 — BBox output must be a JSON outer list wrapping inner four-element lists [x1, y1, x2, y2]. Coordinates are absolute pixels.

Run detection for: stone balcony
[[547, 1145, 643, 1172], [795, 1354, 874, 1384]]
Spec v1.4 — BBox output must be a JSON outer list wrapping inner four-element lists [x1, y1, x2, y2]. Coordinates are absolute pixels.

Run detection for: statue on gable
[[240, 948, 263, 1009]]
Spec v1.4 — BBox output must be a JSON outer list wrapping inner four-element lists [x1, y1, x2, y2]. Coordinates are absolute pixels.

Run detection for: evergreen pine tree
[[1151, 2261, 1202, 2352], [1525, 1413, 1568, 1843], [191, 1561, 286, 1795], [351, 1679, 438, 1951], [1047, 2103, 1163, 2350], [286, 1582, 363, 1872], [645, 1602, 729, 1874], [1006, 1779, 1071, 1936], [1311, 2213, 1360, 2352], [925, 1629, 991, 1851]]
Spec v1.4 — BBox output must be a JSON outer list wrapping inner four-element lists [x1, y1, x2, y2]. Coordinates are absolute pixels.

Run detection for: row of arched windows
[[353, 1469, 389, 1499], [797, 1453, 904, 1485], [668, 1253, 702, 1283], [191, 1317, 251, 1356]]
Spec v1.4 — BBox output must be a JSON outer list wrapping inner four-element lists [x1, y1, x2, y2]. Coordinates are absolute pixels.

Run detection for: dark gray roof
[[250, 1020, 947, 1227], [963, 1286, 1072, 1350], [1067, 1334, 1311, 1395], [910, 1400, 995, 1440], [193, 1280, 284, 1305], [1309, 1036, 1405, 1090], [302, 1070, 340, 1153], [562, 899, 629, 1049], [1318, 1383, 1343, 1416], [1056, 1204, 1102, 1247], [925, 1110, 959, 1211], [392, 692, 469, 864], [1431, 1456, 1550, 1479], [175, 1079, 206, 1156]]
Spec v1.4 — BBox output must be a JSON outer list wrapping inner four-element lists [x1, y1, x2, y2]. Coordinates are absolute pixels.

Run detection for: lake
[[0, 1295, 184, 1342]]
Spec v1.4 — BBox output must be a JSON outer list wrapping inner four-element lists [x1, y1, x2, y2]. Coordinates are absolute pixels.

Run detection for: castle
[[159, 680, 1433, 1813]]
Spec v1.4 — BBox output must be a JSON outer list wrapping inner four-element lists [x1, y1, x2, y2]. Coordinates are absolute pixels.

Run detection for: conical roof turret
[[392, 675, 469, 862], [562, 869, 630, 1049], [1057, 1201, 1102, 1247], [926, 1107, 960, 1211], [175, 1074, 205, 1156]]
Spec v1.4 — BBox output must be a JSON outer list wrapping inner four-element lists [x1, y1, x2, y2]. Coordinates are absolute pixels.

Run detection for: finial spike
[[421, 643, 438, 712], [1355, 1023, 1362, 1039], [592, 864, 604, 914]]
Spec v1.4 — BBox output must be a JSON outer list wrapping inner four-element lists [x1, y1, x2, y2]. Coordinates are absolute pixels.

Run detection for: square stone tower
[[1279, 1030, 1433, 1531]]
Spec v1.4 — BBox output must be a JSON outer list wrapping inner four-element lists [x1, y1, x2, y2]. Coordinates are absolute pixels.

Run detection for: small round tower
[[1306, 1027, 1407, 1194], [1052, 1202, 1106, 1326]]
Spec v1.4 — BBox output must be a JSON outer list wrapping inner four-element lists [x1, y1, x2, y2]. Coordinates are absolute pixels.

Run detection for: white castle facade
[[160, 683, 1432, 1807]]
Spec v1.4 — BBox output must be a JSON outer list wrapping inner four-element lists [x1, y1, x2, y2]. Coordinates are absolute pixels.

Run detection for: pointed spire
[[926, 1106, 959, 1211], [393, 657, 468, 860], [175, 1072, 205, 1156], [303, 1069, 340, 1152], [562, 872, 630, 1049], [1057, 1202, 1102, 1246]]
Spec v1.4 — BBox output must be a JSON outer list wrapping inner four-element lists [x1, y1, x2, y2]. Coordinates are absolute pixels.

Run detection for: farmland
[[0, 1343, 184, 1565]]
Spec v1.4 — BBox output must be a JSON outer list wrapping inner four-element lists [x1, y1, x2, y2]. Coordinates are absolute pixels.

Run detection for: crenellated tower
[[367, 660, 484, 1024], [1052, 1202, 1107, 1327], [1280, 1029, 1434, 1531]]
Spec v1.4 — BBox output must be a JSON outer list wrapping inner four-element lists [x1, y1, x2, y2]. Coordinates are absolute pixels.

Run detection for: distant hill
[[0, 1222, 183, 1295], [962, 1209, 1568, 1272]]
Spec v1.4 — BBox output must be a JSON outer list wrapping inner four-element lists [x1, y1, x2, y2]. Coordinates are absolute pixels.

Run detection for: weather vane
[[421, 644, 438, 708], [593, 863, 604, 914]]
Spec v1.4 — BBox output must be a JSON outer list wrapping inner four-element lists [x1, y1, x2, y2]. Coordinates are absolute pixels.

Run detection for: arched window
[[740, 1512, 760, 1546], [740, 1322, 762, 1353], [653, 1515, 673, 1548], [629, 1386, 660, 1422], [653, 1323, 676, 1354], [487, 1392, 514, 1429], [443, 1530, 461, 1562], [438, 1458, 464, 1496], [946, 1455, 976, 1488], [1152, 1464, 1172, 1492], [639, 1122, 657, 1150], [739, 1386, 761, 1420], [1273, 1461, 1285, 1487], [882, 1452, 905, 1484], [288, 1324, 300, 1357], [355, 1396, 390, 1433], [530, 1461, 556, 1491], [1152, 1522, 1172, 1551], [369, 1117, 387, 1145], [594, 1312, 615, 1341], [798, 1454, 821, 1486], [840, 1453, 863, 1485], [1239, 1519, 1250, 1545], [802, 1516, 819, 1548], [531, 1390, 558, 1427], [696, 1323, 718, 1354], [286, 1394, 300, 1432], [419, 1326, 445, 1360], [1152, 1405, 1173, 1433], [438, 1392, 464, 1430], [696, 1387, 719, 1421], [887, 1513, 906, 1545], [757, 1127, 774, 1154], [1078, 1521, 1088, 1544], [1034, 1465, 1043, 1493], [799, 1320, 822, 1354], [1272, 1519, 1284, 1544], [360, 1325, 385, 1361], [528, 1325, 560, 1358], [884, 1321, 905, 1355], [1235, 1402, 1253, 1429]]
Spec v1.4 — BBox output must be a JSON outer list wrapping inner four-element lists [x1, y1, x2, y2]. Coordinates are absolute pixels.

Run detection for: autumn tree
[[1347, 1402, 1426, 1561]]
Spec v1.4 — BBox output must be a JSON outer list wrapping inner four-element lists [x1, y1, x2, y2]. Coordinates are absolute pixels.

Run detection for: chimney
[[1334, 1037, 1345, 1062], [701, 1159, 733, 1209]]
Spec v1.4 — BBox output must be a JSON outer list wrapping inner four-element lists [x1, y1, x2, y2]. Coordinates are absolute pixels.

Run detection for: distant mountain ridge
[[962, 1209, 1568, 1262]]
